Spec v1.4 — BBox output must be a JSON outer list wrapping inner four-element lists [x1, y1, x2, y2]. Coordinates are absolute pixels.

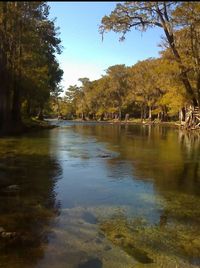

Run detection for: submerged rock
[[4, 184, 20, 192], [1, 231, 17, 239], [78, 257, 102, 268], [82, 211, 97, 224], [123, 243, 153, 264], [104, 245, 112, 251], [97, 154, 111, 158], [0, 227, 5, 233]]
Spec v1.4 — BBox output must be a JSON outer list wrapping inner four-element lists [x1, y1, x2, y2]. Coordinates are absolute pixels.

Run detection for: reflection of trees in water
[[72, 124, 200, 266], [83, 125, 200, 193], [0, 146, 61, 267], [179, 130, 200, 154], [73, 124, 200, 194], [72, 123, 200, 195]]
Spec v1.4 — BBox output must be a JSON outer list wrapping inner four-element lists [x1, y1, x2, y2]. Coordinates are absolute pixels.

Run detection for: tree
[[106, 64, 129, 121], [0, 2, 63, 133], [128, 58, 164, 121], [99, 1, 199, 108], [65, 85, 81, 118]]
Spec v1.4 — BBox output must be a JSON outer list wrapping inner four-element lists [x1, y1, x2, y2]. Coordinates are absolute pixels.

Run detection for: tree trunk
[[0, 2, 12, 134], [143, 106, 147, 120], [26, 100, 31, 117], [37, 107, 44, 121], [125, 113, 129, 123], [157, 9, 198, 107], [148, 106, 152, 121], [11, 79, 21, 125], [184, 106, 200, 130], [11, 1, 22, 127], [81, 112, 85, 120], [118, 106, 122, 121], [179, 107, 186, 124], [141, 106, 143, 121], [0, 85, 11, 134]]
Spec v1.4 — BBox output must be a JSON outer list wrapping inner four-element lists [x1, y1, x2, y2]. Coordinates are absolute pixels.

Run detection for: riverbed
[[0, 121, 199, 268]]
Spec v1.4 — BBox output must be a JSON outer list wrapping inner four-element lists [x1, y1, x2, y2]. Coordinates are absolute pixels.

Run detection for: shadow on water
[[0, 131, 62, 268]]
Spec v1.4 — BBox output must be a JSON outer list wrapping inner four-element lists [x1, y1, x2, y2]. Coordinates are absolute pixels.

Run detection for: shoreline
[[0, 119, 58, 137], [1, 118, 199, 137], [52, 119, 199, 131], [51, 118, 181, 128]]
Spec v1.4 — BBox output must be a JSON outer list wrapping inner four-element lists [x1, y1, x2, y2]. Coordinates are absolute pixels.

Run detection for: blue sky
[[48, 2, 163, 91]]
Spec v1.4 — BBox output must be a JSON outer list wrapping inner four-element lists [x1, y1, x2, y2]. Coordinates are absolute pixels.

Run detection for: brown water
[[0, 121, 199, 268]]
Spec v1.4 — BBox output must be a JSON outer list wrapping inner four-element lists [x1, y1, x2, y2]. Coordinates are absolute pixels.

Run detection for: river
[[0, 121, 199, 268]]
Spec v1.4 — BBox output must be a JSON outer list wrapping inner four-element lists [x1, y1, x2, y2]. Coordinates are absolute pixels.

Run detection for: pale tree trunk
[[125, 113, 129, 123], [37, 105, 44, 120], [184, 106, 200, 129], [179, 107, 186, 124], [148, 106, 152, 121], [118, 106, 122, 121], [81, 112, 85, 120], [57, 97, 61, 117], [179, 109, 183, 124]]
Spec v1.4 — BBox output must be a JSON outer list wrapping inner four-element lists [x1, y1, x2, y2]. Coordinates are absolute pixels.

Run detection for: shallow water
[[0, 122, 199, 267]]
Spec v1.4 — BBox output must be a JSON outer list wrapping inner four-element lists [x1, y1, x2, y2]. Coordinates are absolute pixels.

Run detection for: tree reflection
[[0, 134, 61, 267], [72, 123, 200, 266], [73, 124, 200, 195]]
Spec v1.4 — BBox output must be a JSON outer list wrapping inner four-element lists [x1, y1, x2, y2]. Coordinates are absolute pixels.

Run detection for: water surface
[[0, 122, 199, 267]]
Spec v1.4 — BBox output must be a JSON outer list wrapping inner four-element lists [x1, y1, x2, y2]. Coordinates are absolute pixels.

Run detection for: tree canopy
[[99, 2, 200, 107], [0, 2, 63, 133]]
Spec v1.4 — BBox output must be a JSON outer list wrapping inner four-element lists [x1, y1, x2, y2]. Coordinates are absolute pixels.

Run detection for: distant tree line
[[55, 58, 186, 122], [0, 2, 63, 134]]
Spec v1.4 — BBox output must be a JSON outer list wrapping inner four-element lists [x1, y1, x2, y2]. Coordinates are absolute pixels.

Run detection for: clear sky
[[48, 1, 164, 91]]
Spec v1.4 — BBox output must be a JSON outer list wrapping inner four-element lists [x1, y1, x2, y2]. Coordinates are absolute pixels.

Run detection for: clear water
[[0, 121, 199, 268]]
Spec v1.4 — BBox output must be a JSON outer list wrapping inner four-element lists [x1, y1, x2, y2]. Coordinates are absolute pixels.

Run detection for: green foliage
[[100, 1, 200, 107], [0, 2, 63, 132], [60, 57, 189, 122], [47, 2, 200, 124]]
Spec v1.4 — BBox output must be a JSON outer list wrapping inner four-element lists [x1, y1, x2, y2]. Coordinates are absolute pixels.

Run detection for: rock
[[95, 238, 102, 244], [7, 185, 20, 191], [0, 227, 5, 233], [78, 257, 102, 268], [104, 245, 112, 251], [98, 154, 111, 158], [82, 211, 97, 224], [4, 184, 20, 193], [1, 231, 17, 238], [114, 234, 124, 239], [98, 232, 105, 239]]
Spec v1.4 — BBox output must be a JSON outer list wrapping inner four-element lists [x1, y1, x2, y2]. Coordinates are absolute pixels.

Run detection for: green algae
[[100, 208, 200, 267]]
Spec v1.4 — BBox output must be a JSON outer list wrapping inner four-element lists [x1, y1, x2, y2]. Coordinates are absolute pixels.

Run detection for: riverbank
[[0, 118, 58, 137], [57, 118, 181, 128], [59, 118, 199, 131], [23, 118, 58, 132]]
